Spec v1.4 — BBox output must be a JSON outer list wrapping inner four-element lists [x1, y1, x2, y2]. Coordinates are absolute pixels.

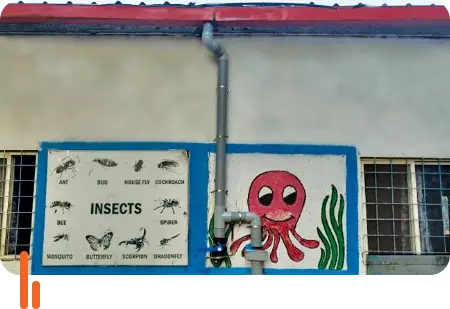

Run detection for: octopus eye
[[283, 186, 297, 205], [258, 186, 273, 207]]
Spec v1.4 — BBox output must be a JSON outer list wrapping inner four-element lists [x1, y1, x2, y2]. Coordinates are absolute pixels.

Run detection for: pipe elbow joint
[[244, 212, 262, 228], [201, 22, 228, 59]]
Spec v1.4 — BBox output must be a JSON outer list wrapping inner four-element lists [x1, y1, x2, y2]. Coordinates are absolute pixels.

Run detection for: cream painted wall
[[1, 35, 449, 274], [0, 36, 449, 157]]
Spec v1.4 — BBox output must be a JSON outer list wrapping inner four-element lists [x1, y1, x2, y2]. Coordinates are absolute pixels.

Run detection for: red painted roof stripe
[[1, 4, 449, 25]]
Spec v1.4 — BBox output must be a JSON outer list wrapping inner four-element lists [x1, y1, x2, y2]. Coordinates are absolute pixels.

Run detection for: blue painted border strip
[[32, 141, 359, 275]]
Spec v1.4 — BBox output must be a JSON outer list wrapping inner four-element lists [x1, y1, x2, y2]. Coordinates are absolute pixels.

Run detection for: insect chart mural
[[42, 149, 189, 266], [207, 153, 348, 270]]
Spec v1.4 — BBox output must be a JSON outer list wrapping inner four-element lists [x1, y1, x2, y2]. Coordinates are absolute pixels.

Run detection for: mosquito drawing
[[85, 231, 114, 251], [118, 228, 149, 252], [53, 233, 69, 242], [89, 158, 118, 175], [157, 159, 180, 174], [48, 201, 73, 214], [154, 199, 181, 214], [133, 159, 144, 172], [160, 234, 180, 248], [50, 156, 80, 178]]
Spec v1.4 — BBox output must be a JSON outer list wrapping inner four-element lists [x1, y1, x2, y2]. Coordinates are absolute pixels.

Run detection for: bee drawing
[[154, 199, 181, 215], [160, 234, 180, 248], [157, 160, 179, 174], [89, 158, 118, 175], [50, 156, 79, 178], [53, 233, 69, 242], [85, 232, 113, 251], [48, 201, 73, 214], [133, 159, 144, 172]]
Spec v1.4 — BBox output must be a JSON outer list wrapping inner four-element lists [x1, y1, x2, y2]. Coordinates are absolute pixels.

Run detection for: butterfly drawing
[[85, 232, 113, 251]]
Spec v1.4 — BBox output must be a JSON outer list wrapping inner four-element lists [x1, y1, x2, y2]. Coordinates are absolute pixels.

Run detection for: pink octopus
[[230, 171, 319, 263]]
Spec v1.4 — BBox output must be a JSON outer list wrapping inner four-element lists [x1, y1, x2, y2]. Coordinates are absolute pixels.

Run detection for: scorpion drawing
[[154, 199, 181, 214], [85, 231, 114, 251], [157, 159, 179, 174], [48, 201, 73, 214], [53, 233, 69, 242], [50, 156, 79, 178], [89, 158, 118, 175], [118, 228, 149, 252], [133, 159, 144, 172], [160, 234, 180, 248]]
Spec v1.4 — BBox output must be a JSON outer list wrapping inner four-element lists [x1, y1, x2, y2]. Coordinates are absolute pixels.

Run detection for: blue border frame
[[32, 141, 359, 275]]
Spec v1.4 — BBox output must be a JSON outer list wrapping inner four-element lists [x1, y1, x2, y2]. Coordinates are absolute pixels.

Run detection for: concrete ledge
[[367, 255, 450, 275]]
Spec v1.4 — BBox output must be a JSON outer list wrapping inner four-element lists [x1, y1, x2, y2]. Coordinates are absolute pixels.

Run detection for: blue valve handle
[[199, 245, 226, 253]]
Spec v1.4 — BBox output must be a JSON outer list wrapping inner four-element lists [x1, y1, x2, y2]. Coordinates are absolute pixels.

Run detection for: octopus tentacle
[[280, 229, 304, 262], [291, 229, 319, 249], [263, 229, 274, 250], [270, 230, 281, 263], [230, 234, 251, 254]]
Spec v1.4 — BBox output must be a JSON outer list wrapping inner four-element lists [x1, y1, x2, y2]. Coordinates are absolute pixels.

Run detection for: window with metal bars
[[362, 158, 450, 255], [0, 151, 37, 260]]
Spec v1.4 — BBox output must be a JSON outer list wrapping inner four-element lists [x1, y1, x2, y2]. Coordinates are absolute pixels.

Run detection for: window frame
[[0, 151, 38, 261], [361, 158, 450, 256]]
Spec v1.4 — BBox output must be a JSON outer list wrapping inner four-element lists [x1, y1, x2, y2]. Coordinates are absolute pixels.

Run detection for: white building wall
[[1, 35, 449, 274]]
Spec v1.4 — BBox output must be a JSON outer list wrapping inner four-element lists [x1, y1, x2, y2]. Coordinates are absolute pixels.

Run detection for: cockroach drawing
[[133, 159, 144, 172], [160, 234, 180, 248], [89, 158, 118, 175], [53, 233, 69, 242], [85, 231, 114, 251], [118, 228, 149, 252], [154, 198, 181, 214], [157, 159, 179, 174], [48, 201, 73, 214], [50, 156, 79, 178]]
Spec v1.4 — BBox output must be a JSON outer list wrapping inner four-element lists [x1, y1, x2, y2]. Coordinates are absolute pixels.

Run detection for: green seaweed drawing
[[208, 213, 233, 268], [317, 185, 345, 270]]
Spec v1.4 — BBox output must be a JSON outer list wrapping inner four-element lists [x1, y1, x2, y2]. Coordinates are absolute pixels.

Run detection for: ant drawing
[[50, 156, 80, 178], [118, 228, 149, 253], [160, 234, 180, 248], [154, 199, 181, 215], [85, 231, 114, 252]]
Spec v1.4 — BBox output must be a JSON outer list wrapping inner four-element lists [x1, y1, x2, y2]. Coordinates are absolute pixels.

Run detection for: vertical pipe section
[[202, 22, 229, 241]]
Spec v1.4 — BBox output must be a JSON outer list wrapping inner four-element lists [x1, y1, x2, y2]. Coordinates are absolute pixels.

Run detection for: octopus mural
[[230, 171, 320, 263]]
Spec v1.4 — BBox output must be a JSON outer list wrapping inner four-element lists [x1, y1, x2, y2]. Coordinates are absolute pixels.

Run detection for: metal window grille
[[0, 151, 38, 261], [362, 158, 450, 256]]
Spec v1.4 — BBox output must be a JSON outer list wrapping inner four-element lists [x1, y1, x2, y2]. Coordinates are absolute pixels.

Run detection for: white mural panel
[[207, 153, 348, 270], [42, 149, 189, 266]]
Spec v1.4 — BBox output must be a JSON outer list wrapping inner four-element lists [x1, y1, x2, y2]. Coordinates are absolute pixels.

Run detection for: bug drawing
[[154, 198, 181, 214], [160, 234, 180, 248], [118, 228, 149, 252], [89, 158, 118, 175], [157, 159, 179, 174], [133, 159, 144, 172], [50, 156, 79, 178], [85, 231, 113, 251], [53, 233, 69, 242], [48, 201, 73, 214]]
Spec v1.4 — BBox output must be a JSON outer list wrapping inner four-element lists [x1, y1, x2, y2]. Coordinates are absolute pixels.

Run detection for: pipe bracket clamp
[[243, 245, 268, 262]]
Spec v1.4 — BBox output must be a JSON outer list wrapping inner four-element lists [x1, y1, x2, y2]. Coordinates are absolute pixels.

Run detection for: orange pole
[[20, 251, 28, 309], [32, 281, 40, 309]]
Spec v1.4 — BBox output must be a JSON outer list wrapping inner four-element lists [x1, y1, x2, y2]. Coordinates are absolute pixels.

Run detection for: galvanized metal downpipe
[[201, 22, 267, 275]]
